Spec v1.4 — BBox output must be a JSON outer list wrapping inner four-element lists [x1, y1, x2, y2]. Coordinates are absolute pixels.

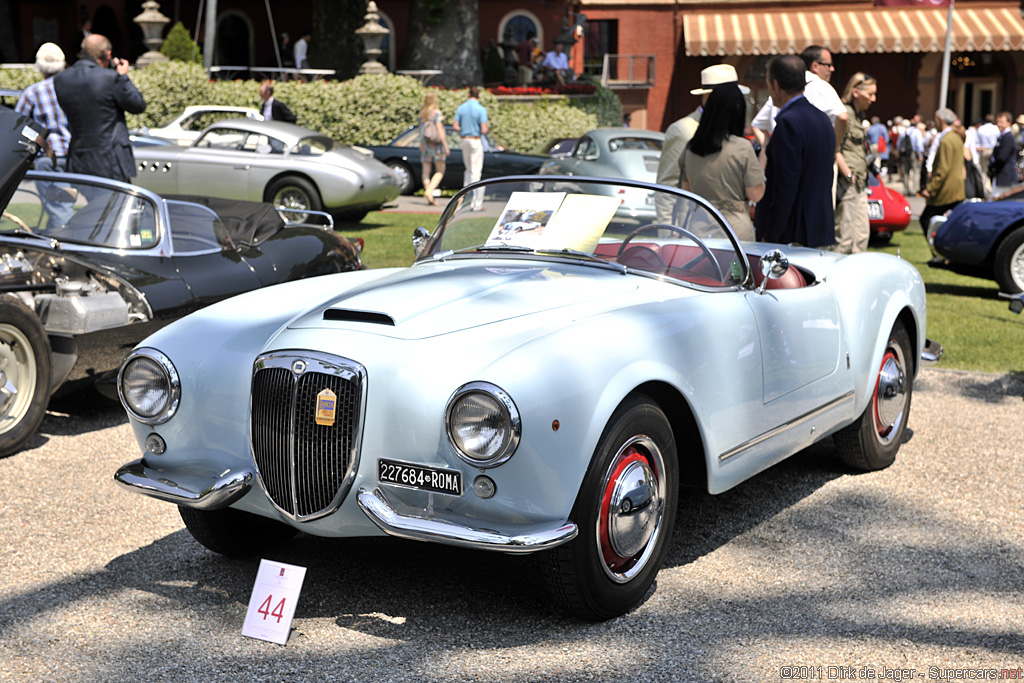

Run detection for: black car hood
[[0, 107, 45, 212]]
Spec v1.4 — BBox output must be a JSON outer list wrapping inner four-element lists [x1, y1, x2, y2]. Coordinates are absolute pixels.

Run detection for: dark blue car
[[927, 186, 1024, 293]]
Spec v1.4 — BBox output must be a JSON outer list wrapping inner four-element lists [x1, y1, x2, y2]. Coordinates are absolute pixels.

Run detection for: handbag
[[423, 119, 443, 145]]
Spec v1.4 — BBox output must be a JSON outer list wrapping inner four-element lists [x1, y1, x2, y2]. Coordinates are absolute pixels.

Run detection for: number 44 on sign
[[242, 559, 307, 645]]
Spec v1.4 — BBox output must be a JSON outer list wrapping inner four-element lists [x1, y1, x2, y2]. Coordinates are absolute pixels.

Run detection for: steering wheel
[[2, 211, 31, 232], [617, 223, 723, 282]]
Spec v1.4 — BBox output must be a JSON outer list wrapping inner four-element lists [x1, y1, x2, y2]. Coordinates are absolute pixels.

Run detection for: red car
[[868, 168, 911, 241]]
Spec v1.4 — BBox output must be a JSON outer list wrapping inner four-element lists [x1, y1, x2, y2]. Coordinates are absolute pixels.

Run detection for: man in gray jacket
[[54, 33, 146, 183]]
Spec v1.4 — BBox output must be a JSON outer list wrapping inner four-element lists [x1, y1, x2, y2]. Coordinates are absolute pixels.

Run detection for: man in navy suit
[[53, 33, 146, 183], [258, 82, 297, 124], [754, 55, 836, 248]]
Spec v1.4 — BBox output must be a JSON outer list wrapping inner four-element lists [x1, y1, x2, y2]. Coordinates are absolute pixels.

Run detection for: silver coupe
[[131, 119, 401, 222]]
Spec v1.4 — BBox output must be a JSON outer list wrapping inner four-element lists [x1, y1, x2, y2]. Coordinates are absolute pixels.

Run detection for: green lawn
[[337, 212, 1024, 376], [873, 222, 1024, 375]]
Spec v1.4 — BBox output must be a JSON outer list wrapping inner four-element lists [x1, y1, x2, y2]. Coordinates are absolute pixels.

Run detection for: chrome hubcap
[[597, 435, 665, 583], [873, 348, 907, 443], [0, 324, 36, 435], [1011, 242, 1024, 290], [273, 187, 311, 222]]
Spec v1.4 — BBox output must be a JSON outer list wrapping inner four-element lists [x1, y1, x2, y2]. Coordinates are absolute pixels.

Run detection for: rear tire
[[834, 320, 913, 471], [0, 297, 51, 458], [266, 175, 323, 223], [994, 226, 1024, 294], [538, 394, 677, 620], [179, 506, 298, 558]]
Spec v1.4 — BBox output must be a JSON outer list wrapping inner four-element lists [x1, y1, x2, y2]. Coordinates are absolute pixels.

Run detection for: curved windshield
[[418, 177, 747, 288], [2, 176, 159, 249]]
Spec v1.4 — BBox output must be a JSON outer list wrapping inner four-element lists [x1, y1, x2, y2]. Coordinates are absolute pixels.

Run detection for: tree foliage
[[310, 0, 366, 80], [402, 0, 482, 87], [160, 22, 203, 64]]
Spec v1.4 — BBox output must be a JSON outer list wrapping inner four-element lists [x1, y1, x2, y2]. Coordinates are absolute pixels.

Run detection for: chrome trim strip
[[357, 487, 578, 554], [718, 390, 855, 462], [113, 459, 252, 510]]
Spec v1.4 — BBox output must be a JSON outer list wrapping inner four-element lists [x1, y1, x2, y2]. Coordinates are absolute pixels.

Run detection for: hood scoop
[[323, 308, 395, 326]]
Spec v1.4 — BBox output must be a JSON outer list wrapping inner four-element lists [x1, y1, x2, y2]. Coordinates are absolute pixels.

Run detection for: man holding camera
[[54, 34, 146, 184]]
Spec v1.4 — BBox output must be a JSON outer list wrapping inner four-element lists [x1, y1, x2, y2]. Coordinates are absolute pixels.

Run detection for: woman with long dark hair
[[679, 83, 765, 241]]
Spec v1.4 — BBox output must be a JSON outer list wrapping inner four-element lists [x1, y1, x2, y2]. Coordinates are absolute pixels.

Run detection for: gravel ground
[[1, 368, 1022, 682]]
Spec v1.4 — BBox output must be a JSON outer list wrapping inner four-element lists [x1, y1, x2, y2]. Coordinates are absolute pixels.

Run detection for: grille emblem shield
[[291, 360, 307, 375]]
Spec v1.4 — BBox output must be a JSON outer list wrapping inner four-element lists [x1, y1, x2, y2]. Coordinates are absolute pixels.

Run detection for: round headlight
[[118, 349, 180, 425], [445, 382, 520, 468]]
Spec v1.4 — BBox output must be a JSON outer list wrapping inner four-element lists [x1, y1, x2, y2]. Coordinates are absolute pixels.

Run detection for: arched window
[[497, 10, 544, 50], [216, 10, 254, 67]]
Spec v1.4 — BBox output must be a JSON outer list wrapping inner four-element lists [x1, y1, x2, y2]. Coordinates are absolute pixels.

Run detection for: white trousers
[[461, 137, 485, 209]]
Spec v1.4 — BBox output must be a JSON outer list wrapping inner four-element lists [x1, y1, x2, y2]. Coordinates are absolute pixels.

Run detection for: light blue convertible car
[[113, 177, 939, 620]]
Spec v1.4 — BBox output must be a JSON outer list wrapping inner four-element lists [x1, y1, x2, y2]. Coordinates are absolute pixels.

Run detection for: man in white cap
[[15, 43, 71, 172], [15, 43, 74, 226], [656, 63, 748, 222]]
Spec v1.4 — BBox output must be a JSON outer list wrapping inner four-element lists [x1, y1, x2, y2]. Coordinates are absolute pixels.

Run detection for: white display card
[[241, 559, 307, 645]]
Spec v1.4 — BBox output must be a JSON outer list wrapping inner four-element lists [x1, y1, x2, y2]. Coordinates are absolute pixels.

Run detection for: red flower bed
[[489, 83, 596, 96]]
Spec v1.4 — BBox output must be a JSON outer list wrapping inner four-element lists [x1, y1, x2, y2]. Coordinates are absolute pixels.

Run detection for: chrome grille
[[250, 352, 364, 520]]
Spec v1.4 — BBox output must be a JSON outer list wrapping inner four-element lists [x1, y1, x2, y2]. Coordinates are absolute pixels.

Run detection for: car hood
[[0, 108, 44, 211], [288, 260, 641, 340]]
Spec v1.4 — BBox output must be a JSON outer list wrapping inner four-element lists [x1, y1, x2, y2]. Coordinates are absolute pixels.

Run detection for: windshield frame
[[416, 175, 751, 290]]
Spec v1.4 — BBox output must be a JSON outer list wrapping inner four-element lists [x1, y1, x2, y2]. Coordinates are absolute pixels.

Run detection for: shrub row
[[0, 62, 622, 153]]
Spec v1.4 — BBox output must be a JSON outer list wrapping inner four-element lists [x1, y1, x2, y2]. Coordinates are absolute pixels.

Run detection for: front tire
[[538, 394, 677, 620], [0, 297, 51, 458], [834, 320, 913, 471], [994, 226, 1024, 294], [266, 175, 323, 223], [179, 506, 298, 559]]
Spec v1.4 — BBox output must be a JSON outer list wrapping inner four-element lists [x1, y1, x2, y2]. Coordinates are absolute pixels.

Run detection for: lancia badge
[[315, 388, 337, 426]]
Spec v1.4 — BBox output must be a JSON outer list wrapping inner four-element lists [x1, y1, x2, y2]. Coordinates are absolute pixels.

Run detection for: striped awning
[[683, 5, 1024, 56]]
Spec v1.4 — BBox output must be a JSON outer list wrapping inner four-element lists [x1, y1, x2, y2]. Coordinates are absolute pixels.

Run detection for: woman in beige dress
[[679, 83, 765, 241], [418, 91, 450, 206]]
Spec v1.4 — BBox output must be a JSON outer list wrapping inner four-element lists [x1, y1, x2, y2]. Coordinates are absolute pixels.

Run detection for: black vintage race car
[[0, 108, 364, 457], [362, 125, 549, 195]]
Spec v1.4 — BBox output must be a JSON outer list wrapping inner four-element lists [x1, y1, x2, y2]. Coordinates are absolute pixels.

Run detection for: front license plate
[[868, 200, 883, 220], [378, 459, 463, 496]]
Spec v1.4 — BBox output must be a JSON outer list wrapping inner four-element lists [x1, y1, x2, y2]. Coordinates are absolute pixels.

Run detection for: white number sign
[[242, 559, 307, 645]]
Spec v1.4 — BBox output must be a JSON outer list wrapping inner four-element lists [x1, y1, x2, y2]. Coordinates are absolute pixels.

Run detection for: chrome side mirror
[[757, 249, 790, 295], [412, 227, 431, 257]]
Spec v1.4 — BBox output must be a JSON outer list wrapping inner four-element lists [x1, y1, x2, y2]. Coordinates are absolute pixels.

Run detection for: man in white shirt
[[293, 30, 310, 71], [752, 46, 848, 206], [976, 114, 999, 169], [540, 43, 571, 86]]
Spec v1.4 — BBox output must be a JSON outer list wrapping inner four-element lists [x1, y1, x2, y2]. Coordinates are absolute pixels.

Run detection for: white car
[[144, 106, 263, 146], [113, 176, 942, 620]]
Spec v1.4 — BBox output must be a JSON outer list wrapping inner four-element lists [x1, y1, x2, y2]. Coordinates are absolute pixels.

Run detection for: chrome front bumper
[[114, 459, 252, 510], [357, 487, 578, 554], [921, 338, 943, 366]]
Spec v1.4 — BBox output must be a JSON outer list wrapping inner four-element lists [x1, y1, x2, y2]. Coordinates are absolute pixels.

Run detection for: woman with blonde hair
[[834, 72, 877, 254], [419, 91, 449, 206]]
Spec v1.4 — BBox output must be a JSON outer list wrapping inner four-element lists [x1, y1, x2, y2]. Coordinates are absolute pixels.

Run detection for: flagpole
[[938, 0, 955, 111]]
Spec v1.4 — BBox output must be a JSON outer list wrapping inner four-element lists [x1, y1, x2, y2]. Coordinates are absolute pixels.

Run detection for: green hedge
[[2, 62, 622, 153]]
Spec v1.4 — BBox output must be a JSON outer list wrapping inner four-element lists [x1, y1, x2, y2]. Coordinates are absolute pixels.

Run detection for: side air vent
[[323, 309, 396, 325]]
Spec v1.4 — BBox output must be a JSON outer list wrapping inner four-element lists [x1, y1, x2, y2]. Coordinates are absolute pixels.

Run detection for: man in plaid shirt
[[15, 43, 73, 226]]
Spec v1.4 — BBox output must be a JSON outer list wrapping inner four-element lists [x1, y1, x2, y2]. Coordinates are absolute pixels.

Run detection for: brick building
[[7, 0, 1024, 132]]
